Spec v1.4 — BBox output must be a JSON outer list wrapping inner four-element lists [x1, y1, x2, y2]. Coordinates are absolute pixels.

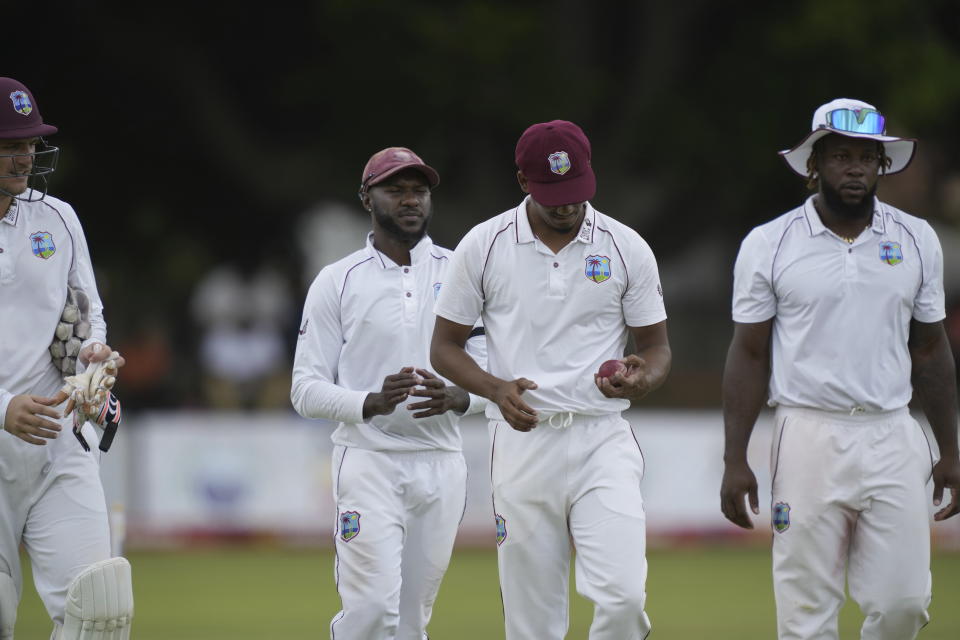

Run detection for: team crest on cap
[[772, 502, 791, 533], [29, 231, 56, 259], [9, 90, 32, 116], [340, 511, 361, 542], [585, 255, 611, 283], [495, 514, 507, 546], [879, 241, 903, 266], [548, 151, 571, 175]]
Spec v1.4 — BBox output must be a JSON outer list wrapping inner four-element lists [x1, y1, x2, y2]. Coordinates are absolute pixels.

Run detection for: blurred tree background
[[7, 0, 960, 408]]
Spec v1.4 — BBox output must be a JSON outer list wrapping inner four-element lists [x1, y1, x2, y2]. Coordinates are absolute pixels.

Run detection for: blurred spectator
[[191, 261, 294, 410], [296, 201, 370, 288]]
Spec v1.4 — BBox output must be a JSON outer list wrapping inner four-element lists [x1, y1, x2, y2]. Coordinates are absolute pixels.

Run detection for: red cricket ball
[[597, 359, 626, 379]]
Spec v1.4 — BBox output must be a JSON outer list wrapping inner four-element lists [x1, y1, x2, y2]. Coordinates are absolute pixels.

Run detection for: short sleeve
[[621, 235, 667, 328], [913, 222, 946, 323], [435, 227, 485, 327], [732, 227, 777, 323]]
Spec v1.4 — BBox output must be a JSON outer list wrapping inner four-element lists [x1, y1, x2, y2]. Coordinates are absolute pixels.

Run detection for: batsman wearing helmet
[[0, 78, 132, 640]]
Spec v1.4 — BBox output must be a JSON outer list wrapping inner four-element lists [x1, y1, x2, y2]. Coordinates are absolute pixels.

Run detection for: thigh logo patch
[[495, 514, 507, 546], [340, 511, 361, 542], [772, 502, 791, 533]]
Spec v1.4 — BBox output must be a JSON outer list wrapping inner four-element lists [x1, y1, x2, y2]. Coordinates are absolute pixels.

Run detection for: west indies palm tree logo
[[495, 514, 507, 546], [29, 231, 56, 259], [879, 241, 903, 266], [772, 502, 791, 533], [340, 511, 361, 542], [547, 151, 571, 175], [9, 90, 33, 116], [585, 255, 611, 283]]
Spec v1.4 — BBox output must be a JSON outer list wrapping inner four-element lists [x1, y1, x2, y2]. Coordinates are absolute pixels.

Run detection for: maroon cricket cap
[[515, 120, 595, 206], [0, 77, 57, 140], [359, 147, 439, 194]]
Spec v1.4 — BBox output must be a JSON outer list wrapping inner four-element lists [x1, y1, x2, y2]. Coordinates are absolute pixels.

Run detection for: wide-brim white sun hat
[[779, 98, 917, 177]]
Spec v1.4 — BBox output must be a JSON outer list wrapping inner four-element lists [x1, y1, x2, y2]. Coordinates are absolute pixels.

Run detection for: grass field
[[15, 546, 960, 639]]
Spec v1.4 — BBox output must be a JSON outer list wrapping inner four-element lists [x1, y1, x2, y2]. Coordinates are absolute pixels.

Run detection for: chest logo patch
[[772, 502, 791, 533], [9, 90, 33, 116], [29, 231, 56, 259], [879, 241, 903, 266], [547, 151, 571, 175], [340, 511, 361, 542], [585, 255, 611, 283]]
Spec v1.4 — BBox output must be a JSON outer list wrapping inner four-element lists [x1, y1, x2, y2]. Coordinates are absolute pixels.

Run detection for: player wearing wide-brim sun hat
[[778, 97, 917, 177]]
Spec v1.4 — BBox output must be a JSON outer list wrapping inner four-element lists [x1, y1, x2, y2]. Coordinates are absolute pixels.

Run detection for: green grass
[[14, 546, 960, 639]]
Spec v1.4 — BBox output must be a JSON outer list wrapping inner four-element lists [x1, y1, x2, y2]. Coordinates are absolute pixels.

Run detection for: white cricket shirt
[[291, 233, 486, 452], [0, 193, 107, 427], [732, 196, 945, 412], [435, 197, 667, 420]]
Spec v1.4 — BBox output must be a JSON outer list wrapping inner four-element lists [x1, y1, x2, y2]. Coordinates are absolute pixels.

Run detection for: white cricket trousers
[[0, 421, 111, 625], [490, 413, 651, 640], [329, 446, 467, 640], [771, 406, 934, 640]]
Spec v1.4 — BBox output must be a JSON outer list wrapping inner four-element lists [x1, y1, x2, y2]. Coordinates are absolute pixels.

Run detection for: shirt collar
[[514, 195, 597, 245], [1, 200, 18, 226], [364, 232, 435, 268], [801, 195, 885, 237]]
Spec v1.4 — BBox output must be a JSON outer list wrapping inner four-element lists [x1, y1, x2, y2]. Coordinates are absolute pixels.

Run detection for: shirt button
[[553, 262, 559, 268], [0, 247, 4, 253], [405, 292, 412, 298], [403, 267, 409, 273]]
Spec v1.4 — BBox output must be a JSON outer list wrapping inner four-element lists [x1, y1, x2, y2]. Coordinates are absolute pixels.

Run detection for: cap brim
[[779, 129, 916, 176], [0, 122, 57, 140], [527, 170, 596, 207], [365, 163, 440, 191]]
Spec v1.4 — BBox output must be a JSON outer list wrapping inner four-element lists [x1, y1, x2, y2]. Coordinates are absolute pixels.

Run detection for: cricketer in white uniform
[[431, 120, 671, 640], [291, 147, 487, 640], [721, 98, 960, 640], [0, 77, 133, 640]]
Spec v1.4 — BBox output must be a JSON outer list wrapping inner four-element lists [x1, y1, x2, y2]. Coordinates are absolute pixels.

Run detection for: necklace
[[837, 224, 869, 245]]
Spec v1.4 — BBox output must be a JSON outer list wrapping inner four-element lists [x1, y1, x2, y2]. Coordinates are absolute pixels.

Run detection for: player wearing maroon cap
[[292, 146, 486, 639], [432, 120, 671, 639], [0, 78, 132, 639]]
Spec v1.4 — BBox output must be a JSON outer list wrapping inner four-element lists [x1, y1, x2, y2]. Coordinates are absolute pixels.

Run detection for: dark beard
[[372, 206, 431, 245], [819, 180, 877, 220]]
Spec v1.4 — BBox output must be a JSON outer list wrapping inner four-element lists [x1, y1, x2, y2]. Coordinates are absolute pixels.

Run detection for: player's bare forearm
[[721, 321, 773, 463], [720, 321, 772, 529], [432, 317, 539, 431], [909, 320, 960, 458], [432, 317, 500, 400], [909, 320, 960, 520], [610, 322, 671, 401]]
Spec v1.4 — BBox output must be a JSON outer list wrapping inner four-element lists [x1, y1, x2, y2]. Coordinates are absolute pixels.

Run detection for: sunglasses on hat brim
[[824, 108, 886, 135]]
